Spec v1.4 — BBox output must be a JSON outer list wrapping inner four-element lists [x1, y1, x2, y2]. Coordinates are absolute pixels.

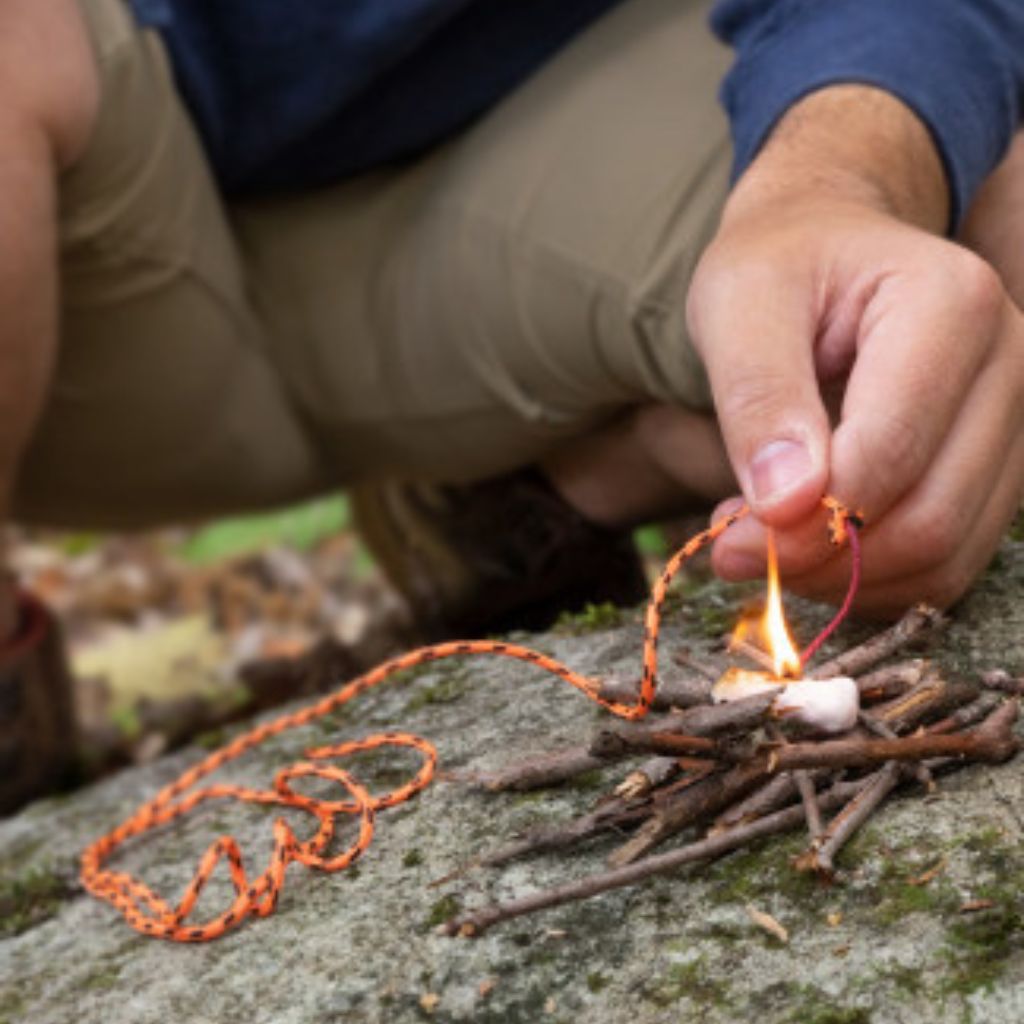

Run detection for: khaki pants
[[15, 0, 731, 529]]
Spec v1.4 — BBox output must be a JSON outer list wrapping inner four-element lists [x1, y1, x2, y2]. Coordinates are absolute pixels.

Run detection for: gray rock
[[3, 537, 1024, 1024]]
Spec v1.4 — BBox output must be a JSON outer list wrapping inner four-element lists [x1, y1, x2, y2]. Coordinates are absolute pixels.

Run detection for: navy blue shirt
[[712, 0, 1024, 226], [128, 0, 625, 192], [131, 0, 1024, 225]]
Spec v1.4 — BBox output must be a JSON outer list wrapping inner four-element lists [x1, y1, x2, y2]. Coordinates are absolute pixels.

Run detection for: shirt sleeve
[[710, 0, 1024, 229]]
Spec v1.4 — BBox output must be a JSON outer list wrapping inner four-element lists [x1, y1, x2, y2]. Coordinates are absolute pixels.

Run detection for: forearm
[[0, 122, 63, 638], [725, 85, 949, 234], [712, 0, 1024, 228]]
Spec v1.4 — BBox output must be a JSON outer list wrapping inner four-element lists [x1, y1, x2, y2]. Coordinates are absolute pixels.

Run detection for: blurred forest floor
[[7, 493, 680, 783]]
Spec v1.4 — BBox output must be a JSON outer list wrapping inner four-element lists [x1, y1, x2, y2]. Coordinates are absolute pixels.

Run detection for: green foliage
[[423, 893, 461, 930], [0, 866, 69, 937], [633, 525, 669, 558], [554, 601, 624, 635], [176, 494, 351, 565]]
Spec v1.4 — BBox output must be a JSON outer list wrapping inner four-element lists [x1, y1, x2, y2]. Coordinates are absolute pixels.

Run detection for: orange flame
[[729, 531, 802, 680]]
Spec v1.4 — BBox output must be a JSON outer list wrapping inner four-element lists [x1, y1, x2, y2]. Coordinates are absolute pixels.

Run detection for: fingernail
[[750, 440, 814, 505]]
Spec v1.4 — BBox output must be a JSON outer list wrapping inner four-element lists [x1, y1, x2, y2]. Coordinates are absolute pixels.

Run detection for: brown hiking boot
[[350, 468, 649, 638], [0, 593, 77, 815]]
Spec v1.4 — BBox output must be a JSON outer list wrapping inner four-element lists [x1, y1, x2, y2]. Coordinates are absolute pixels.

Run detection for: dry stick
[[590, 691, 777, 762], [444, 779, 866, 937], [761, 716, 823, 843], [766, 721, 823, 842], [476, 798, 654, 868], [616, 699, 1020, 866], [463, 749, 607, 793], [756, 701, 1018, 772], [855, 659, 932, 702], [471, 692, 775, 792], [710, 773, 804, 833], [468, 611, 942, 793], [598, 672, 712, 710], [793, 771, 824, 840], [927, 691, 1003, 734], [795, 764, 903, 876], [873, 677, 979, 733], [730, 638, 776, 673], [671, 648, 720, 682], [979, 669, 1024, 697], [608, 759, 770, 867], [614, 756, 683, 800], [807, 604, 945, 680], [858, 712, 933, 791]]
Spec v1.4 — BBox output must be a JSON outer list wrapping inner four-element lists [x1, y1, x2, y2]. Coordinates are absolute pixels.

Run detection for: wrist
[[724, 85, 950, 234]]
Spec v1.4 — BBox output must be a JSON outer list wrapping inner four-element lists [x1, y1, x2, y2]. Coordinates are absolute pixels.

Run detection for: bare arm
[[0, 0, 98, 635]]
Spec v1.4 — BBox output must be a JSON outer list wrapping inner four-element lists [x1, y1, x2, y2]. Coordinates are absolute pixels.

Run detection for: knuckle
[[947, 249, 1004, 323], [861, 410, 931, 490], [902, 505, 966, 567]]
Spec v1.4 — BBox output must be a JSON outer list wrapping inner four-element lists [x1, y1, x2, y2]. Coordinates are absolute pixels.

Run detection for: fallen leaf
[[478, 978, 496, 998], [544, 996, 558, 1014], [826, 911, 843, 927], [419, 992, 440, 1014], [959, 899, 995, 914], [746, 904, 789, 943], [907, 856, 947, 886]]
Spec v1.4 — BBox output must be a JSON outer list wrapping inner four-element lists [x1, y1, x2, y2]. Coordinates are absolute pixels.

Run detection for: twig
[[873, 677, 979, 733], [671, 648, 719, 682], [858, 712, 933, 791], [590, 728, 732, 761], [730, 638, 776, 673], [614, 757, 682, 800], [765, 722, 822, 841], [795, 764, 902, 876], [979, 669, 1024, 697], [470, 692, 778, 791], [475, 799, 651, 868], [608, 760, 770, 866], [444, 779, 866, 937], [757, 700, 1018, 772], [855, 659, 932, 702], [598, 672, 711, 710], [710, 773, 804, 833], [462, 749, 607, 792], [793, 770, 824, 840], [808, 605, 945, 680], [590, 692, 776, 761], [926, 692, 1003, 734]]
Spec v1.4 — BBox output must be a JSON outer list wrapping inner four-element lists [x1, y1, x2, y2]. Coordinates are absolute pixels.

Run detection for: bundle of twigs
[[442, 606, 1021, 937]]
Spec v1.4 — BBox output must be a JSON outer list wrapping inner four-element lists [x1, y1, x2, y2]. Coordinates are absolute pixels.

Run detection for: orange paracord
[[80, 498, 860, 942]]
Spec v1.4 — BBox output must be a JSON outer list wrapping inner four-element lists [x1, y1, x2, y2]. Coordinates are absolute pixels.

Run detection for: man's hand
[[687, 86, 1024, 615]]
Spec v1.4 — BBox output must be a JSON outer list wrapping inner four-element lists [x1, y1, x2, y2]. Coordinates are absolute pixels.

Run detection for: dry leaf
[[746, 904, 789, 943], [419, 993, 440, 1014], [478, 979, 496, 998], [826, 911, 843, 927], [544, 996, 558, 1014], [959, 899, 995, 914], [907, 856, 947, 886]]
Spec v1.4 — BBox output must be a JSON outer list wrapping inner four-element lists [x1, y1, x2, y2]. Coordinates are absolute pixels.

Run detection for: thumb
[[687, 257, 831, 526]]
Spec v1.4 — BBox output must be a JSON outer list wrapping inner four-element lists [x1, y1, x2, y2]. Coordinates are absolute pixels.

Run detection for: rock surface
[[3, 537, 1024, 1024]]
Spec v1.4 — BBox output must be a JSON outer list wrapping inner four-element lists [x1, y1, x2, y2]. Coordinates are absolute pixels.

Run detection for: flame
[[764, 533, 802, 678], [729, 531, 802, 680]]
